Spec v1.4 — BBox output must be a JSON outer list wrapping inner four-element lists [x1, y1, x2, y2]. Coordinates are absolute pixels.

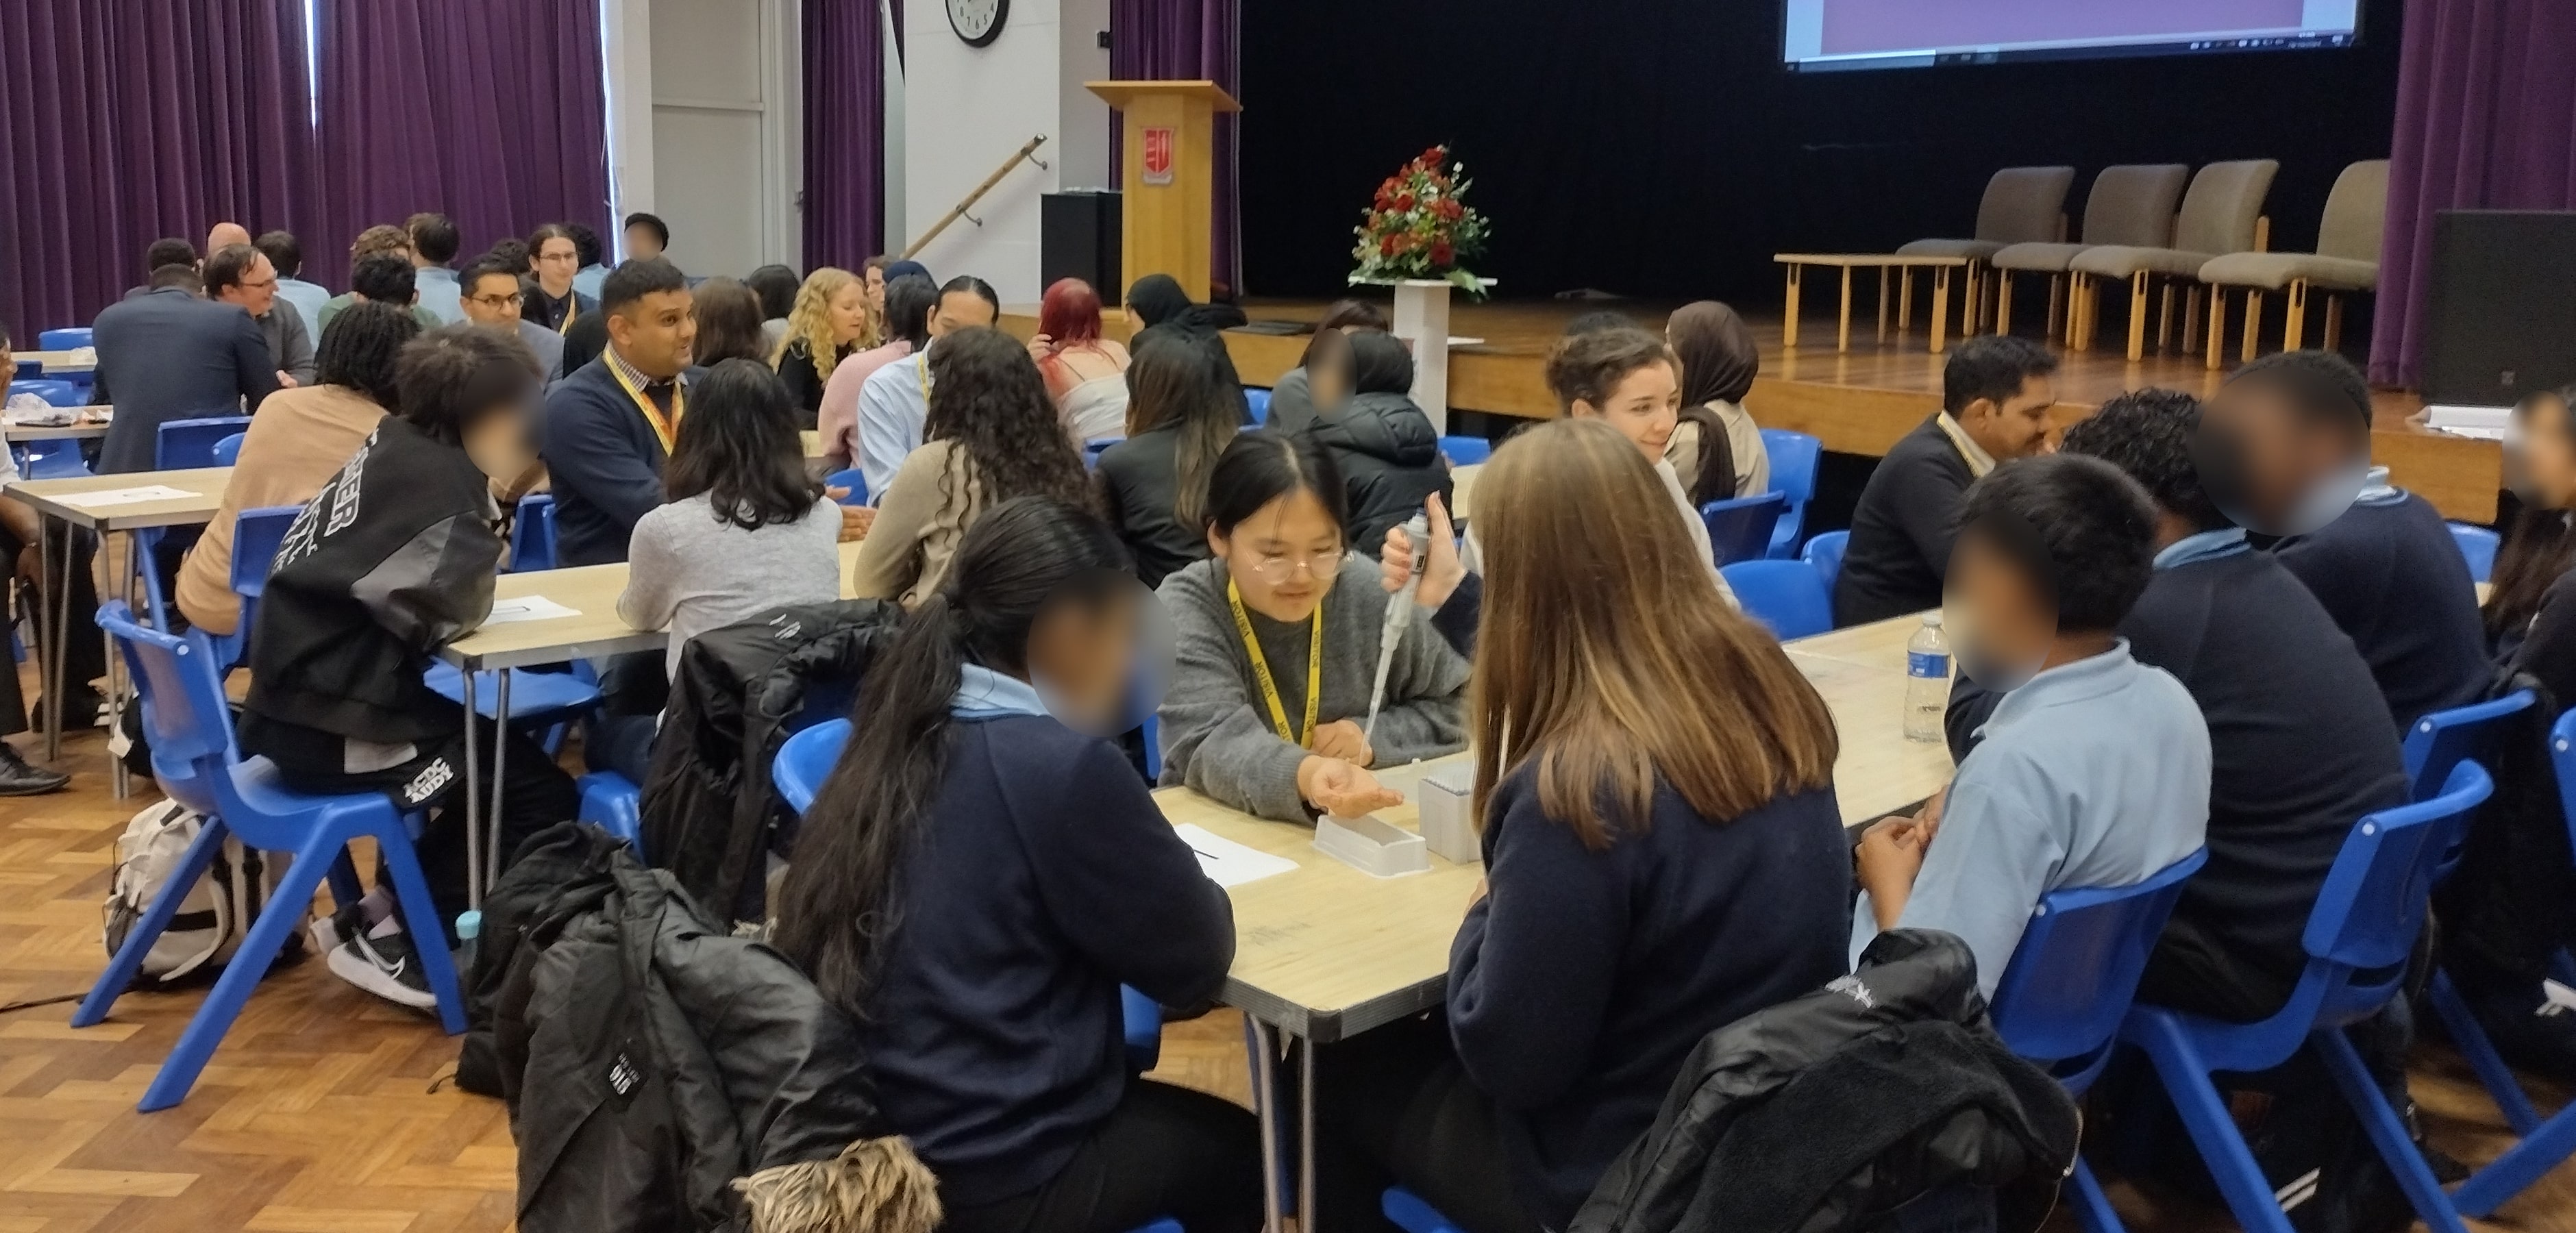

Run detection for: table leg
[[488, 669, 513, 893], [462, 671, 483, 912], [38, 517, 59, 762], [1248, 1017, 1287, 1233], [1837, 265, 1853, 353], [1300, 1034, 1319, 1232], [1781, 265, 1803, 349], [1877, 266, 1890, 343], [105, 617, 126, 799], [1929, 268, 1951, 353]]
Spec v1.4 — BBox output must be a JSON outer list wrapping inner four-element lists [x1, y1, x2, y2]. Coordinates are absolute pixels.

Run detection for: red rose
[[1380, 234, 1400, 256], [1431, 240, 1454, 265], [1439, 199, 1464, 221], [1396, 192, 1415, 212], [1423, 146, 1444, 163]]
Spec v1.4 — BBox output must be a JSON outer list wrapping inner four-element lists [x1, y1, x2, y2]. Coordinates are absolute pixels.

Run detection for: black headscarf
[[1349, 330, 1415, 396], [1127, 273, 1249, 336]]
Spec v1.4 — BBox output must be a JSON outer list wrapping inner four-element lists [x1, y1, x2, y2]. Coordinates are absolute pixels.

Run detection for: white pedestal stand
[[1358, 277, 1495, 433]]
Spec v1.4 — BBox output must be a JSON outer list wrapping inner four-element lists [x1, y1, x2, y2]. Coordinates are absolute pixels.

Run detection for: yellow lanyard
[[557, 294, 578, 336], [1227, 576, 1322, 747], [609, 359, 684, 453]]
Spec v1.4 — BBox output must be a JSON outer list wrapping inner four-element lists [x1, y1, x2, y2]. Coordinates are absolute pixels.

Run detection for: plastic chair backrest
[[1802, 530, 1850, 590], [22, 438, 89, 478], [98, 601, 232, 771], [511, 494, 557, 573], [1698, 492, 1787, 567], [1720, 560, 1832, 639], [775, 718, 852, 815], [230, 506, 302, 601], [1439, 435, 1491, 466], [2303, 761, 2492, 975], [2448, 523, 2500, 584], [157, 416, 253, 470], [7, 379, 80, 406], [1760, 429, 1822, 510], [1974, 166, 2079, 245], [1084, 439, 1117, 470], [38, 327, 92, 351], [1246, 388, 1270, 425], [2403, 689, 2533, 804], [823, 468, 869, 506], [1991, 847, 2209, 1067], [2547, 710, 2576, 856], [211, 432, 246, 468]]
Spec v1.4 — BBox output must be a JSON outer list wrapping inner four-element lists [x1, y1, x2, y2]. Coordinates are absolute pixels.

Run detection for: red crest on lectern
[[1141, 127, 1175, 185]]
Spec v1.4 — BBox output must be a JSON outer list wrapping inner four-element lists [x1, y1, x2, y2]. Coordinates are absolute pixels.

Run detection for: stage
[[998, 297, 2501, 522]]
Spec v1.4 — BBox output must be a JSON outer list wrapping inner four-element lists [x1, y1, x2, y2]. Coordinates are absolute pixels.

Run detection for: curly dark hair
[[2059, 387, 2227, 532], [923, 326, 1094, 514], [314, 301, 424, 409]]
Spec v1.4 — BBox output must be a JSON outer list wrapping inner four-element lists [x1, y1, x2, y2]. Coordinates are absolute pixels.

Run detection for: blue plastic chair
[[2118, 762, 2494, 1233], [575, 771, 645, 854], [22, 438, 89, 478], [1085, 438, 1119, 470], [425, 661, 602, 732], [1759, 428, 1823, 558], [1698, 492, 1788, 568], [1438, 435, 1491, 466], [211, 432, 246, 467], [508, 493, 558, 573], [1802, 529, 1850, 591], [38, 327, 92, 351], [1721, 559, 1832, 639], [2417, 709, 2576, 1217], [1246, 387, 1271, 425], [200, 504, 303, 668], [80, 603, 464, 1111], [2449, 523, 2501, 584], [1989, 849, 2209, 1233], [159, 416, 252, 470], [7, 378, 80, 406], [823, 468, 869, 506], [2401, 689, 2534, 805], [10, 358, 38, 381], [1385, 1187, 1465, 1233]]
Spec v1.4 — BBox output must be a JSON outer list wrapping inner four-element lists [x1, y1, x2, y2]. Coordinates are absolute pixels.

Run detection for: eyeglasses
[[240, 276, 277, 290], [469, 292, 521, 309], [1243, 548, 1343, 582]]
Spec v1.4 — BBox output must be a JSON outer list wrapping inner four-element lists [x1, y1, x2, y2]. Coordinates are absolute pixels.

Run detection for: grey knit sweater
[[1155, 554, 1470, 821]]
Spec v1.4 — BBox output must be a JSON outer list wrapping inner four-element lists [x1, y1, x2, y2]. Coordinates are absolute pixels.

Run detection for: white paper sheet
[[1173, 823, 1298, 888], [53, 485, 198, 508], [483, 596, 583, 624]]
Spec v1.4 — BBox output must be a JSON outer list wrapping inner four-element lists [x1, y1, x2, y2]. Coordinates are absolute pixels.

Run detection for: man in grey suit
[[91, 263, 280, 473], [206, 242, 316, 386]]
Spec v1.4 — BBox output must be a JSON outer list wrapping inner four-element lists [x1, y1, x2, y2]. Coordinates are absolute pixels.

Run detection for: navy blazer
[[91, 288, 280, 473], [542, 356, 702, 566]]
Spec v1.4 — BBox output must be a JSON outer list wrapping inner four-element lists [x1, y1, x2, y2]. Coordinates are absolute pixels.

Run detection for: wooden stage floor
[[1002, 297, 2501, 521]]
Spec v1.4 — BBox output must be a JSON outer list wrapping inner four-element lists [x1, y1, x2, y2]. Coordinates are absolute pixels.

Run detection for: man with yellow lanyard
[[541, 258, 699, 569]]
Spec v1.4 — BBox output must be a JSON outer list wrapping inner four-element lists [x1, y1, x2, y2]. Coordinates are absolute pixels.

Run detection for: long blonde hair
[[1470, 419, 1839, 849], [772, 266, 871, 385]]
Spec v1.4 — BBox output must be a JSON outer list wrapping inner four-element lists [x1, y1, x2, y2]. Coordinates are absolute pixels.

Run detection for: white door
[[648, 0, 800, 277]]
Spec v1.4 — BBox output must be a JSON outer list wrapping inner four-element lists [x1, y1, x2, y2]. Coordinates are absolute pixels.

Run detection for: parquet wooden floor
[[0, 669, 2571, 1232]]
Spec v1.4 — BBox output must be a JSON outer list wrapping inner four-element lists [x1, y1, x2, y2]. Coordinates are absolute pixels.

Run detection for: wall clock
[[948, 0, 1007, 47]]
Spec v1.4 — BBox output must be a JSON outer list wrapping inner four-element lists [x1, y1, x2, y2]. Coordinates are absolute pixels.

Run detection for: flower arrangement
[[1350, 145, 1491, 295]]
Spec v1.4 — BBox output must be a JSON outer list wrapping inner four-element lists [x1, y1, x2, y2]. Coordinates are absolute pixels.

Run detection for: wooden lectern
[[1086, 79, 1239, 303]]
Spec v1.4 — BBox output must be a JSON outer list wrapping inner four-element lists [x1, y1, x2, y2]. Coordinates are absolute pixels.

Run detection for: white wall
[[904, 0, 1108, 301]]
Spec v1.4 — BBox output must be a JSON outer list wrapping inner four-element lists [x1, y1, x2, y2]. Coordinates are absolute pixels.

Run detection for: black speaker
[[2423, 210, 2576, 406], [1041, 190, 1124, 306]]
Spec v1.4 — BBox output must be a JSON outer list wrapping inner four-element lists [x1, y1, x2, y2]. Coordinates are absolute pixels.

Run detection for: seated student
[[1095, 331, 1235, 588], [241, 325, 578, 1009], [256, 229, 333, 336], [772, 497, 1259, 1233], [1664, 300, 1770, 506], [1306, 329, 1452, 553], [2453, 382, 2576, 1075], [524, 224, 601, 334], [1156, 431, 1469, 823], [456, 253, 565, 379], [1315, 417, 1850, 1233], [684, 276, 770, 367], [2248, 352, 2488, 732], [609, 359, 844, 782], [817, 273, 934, 469], [1125, 273, 1252, 419], [850, 326, 1093, 608], [856, 275, 1000, 497], [566, 222, 610, 302], [2039, 388, 2406, 1023], [1544, 327, 1722, 571], [1851, 454, 2210, 994], [1837, 336, 2059, 627], [317, 229, 443, 332], [178, 302, 419, 636], [1027, 277, 1132, 443], [1265, 298, 1389, 435], [769, 266, 870, 426], [543, 258, 699, 567], [745, 262, 802, 353]]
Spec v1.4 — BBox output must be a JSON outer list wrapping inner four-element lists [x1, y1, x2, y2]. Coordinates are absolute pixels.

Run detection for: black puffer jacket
[[1572, 930, 2079, 1233], [1306, 390, 1452, 555], [492, 828, 940, 1233], [640, 599, 904, 922]]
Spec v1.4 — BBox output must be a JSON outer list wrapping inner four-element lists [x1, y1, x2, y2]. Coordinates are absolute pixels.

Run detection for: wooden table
[[1775, 253, 1971, 354], [5, 468, 232, 788], [23, 349, 93, 375], [1165, 611, 1950, 1228], [2, 418, 109, 443]]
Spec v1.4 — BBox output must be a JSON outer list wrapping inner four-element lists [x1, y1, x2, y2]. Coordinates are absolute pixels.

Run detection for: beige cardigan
[[176, 384, 387, 634], [848, 440, 986, 608], [1664, 399, 1770, 501]]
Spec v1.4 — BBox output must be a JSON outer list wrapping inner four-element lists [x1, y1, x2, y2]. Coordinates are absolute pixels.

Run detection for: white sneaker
[[312, 907, 439, 1011]]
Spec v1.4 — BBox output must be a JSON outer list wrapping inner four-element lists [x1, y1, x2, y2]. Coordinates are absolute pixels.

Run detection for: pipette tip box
[[1313, 813, 1429, 877]]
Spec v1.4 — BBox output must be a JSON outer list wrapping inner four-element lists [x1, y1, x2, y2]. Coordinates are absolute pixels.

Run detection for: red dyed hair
[[1037, 277, 1104, 345]]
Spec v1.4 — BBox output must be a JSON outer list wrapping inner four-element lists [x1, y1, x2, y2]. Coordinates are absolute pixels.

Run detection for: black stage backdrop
[[1237, 0, 2404, 304]]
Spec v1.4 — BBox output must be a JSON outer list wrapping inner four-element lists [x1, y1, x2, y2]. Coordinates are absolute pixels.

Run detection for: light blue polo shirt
[[414, 265, 465, 325], [1852, 640, 2211, 997]]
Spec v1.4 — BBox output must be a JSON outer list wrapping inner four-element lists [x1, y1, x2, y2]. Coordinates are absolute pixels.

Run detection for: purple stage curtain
[[805, 0, 889, 270], [0, 0, 315, 336], [2371, 0, 2576, 386], [1111, 0, 1240, 295], [312, 0, 610, 288]]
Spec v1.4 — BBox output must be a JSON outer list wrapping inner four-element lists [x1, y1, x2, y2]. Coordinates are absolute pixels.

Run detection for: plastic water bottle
[[1904, 614, 1950, 743], [456, 909, 482, 982]]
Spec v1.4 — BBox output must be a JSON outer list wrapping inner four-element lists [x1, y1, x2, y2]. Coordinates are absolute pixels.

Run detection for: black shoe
[[32, 688, 107, 732], [2461, 974, 2576, 1084], [0, 742, 68, 795]]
